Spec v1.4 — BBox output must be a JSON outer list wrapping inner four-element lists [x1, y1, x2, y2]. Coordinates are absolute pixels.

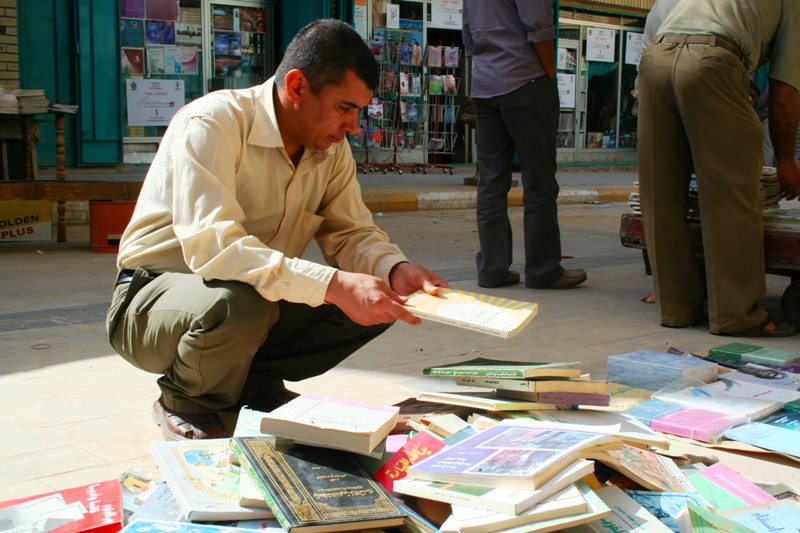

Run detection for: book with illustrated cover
[[0, 479, 123, 533], [676, 503, 757, 533], [648, 406, 748, 443], [259, 394, 398, 456], [406, 289, 539, 338], [406, 419, 621, 490], [423, 357, 581, 379], [231, 437, 405, 533], [625, 490, 709, 533], [723, 410, 800, 458], [149, 439, 274, 521], [581, 445, 695, 493], [393, 459, 594, 516], [374, 430, 445, 492], [456, 375, 604, 393], [722, 363, 800, 389], [576, 485, 674, 532], [439, 485, 588, 533]]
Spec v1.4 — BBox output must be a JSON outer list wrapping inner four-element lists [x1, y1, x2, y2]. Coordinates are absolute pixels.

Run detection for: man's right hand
[[324, 270, 422, 326]]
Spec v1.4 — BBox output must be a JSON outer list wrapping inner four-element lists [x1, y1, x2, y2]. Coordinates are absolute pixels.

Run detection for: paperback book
[[232, 437, 406, 532], [405, 289, 538, 338], [259, 394, 398, 456], [415, 390, 573, 411], [406, 419, 621, 490], [707, 342, 800, 368], [607, 351, 718, 391], [581, 445, 696, 493], [456, 375, 605, 394], [576, 485, 673, 533], [686, 462, 776, 511], [723, 363, 800, 390], [423, 358, 581, 379], [723, 410, 800, 458], [393, 459, 594, 515], [149, 439, 274, 521], [625, 490, 709, 533], [374, 430, 446, 492]]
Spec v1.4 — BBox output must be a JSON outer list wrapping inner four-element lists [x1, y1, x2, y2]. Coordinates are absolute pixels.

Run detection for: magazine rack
[[422, 43, 460, 175]]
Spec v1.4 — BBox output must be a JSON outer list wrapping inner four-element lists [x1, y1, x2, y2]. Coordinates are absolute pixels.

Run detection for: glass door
[[208, 0, 275, 92]]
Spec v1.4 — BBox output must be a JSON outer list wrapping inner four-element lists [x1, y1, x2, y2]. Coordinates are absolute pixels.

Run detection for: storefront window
[[119, 0, 275, 142]]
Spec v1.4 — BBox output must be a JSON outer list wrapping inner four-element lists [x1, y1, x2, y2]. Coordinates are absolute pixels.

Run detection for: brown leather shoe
[[533, 268, 587, 289], [151, 397, 228, 440]]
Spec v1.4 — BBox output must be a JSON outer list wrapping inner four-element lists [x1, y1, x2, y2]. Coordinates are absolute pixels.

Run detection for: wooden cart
[[619, 212, 800, 328]]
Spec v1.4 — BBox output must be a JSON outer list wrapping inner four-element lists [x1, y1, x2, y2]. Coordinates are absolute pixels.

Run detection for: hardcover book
[[406, 419, 621, 490], [149, 439, 274, 521], [259, 394, 399, 456], [393, 459, 594, 516], [0, 479, 123, 533], [456, 375, 606, 394], [687, 462, 776, 511], [723, 410, 800, 458], [231, 436, 406, 532], [423, 358, 581, 379], [405, 289, 538, 338], [439, 485, 588, 533]]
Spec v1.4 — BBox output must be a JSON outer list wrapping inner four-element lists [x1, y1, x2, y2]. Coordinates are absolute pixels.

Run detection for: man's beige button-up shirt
[[117, 77, 407, 307]]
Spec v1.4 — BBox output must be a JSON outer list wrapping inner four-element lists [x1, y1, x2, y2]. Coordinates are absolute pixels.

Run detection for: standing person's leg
[[675, 45, 768, 334], [502, 79, 563, 287], [638, 44, 700, 327], [474, 96, 517, 288]]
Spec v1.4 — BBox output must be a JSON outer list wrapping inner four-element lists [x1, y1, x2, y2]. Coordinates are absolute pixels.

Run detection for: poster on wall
[[121, 19, 145, 48], [625, 32, 645, 65], [146, 0, 178, 21], [586, 27, 616, 62], [122, 48, 144, 75], [386, 4, 400, 29], [181, 47, 198, 74], [146, 46, 165, 74], [557, 73, 576, 109], [354, 0, 368, 39], [431, 0, 462, 29], [126, 78, 185, 126], [146, 20, 176, 45], [121, 0, 145, 19]]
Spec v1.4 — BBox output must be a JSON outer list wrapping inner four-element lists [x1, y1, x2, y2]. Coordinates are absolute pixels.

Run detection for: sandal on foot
[[723, 317, 795, 338]]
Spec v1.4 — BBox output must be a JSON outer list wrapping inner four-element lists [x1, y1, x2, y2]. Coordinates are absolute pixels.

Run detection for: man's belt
[[115, 269, 136, 287], [657, 33, 742, 60]]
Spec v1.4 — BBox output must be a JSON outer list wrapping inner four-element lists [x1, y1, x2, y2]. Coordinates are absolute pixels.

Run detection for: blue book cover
[[121, 519, 277, 533], [624, 490, 709, 533], [623, 398, 687, 426], [723, 410, 800, 458], [608, 351, 718, 390]]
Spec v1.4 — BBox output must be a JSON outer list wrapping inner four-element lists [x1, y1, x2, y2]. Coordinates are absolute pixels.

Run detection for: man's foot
[[532, 268, 587, 289], [240, 383, 301, 413], [478, 270, 521, 288], [151, 397, 227, 440]]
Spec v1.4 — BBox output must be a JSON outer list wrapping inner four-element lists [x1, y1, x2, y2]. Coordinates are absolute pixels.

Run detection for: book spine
[[230, 439, 293, 532], [539, 392, 611, 406], [453, 375, 528, 387]]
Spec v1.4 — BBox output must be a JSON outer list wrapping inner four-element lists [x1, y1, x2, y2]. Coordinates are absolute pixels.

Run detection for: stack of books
[[0, 88, 18, 114], [15, 89, 49, 114], [417, 357, 610, 410], [760, 166, 781, 207]]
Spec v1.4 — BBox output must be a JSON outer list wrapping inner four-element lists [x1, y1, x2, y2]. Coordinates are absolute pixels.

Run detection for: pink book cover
[[697, 462, 776, 505], [650, 408, 743, 443]]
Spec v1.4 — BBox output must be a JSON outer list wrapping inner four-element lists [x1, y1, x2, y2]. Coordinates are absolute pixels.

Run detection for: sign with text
[[431, 0, 462, 29], [586, 27, 616, 62], [557, 73, 576, 109], [625, 32, 645, 65], [126, 78, 185, 126], [0, 201, 53, 242]]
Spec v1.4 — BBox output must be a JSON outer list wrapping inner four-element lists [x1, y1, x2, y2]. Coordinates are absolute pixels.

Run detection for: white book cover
[[149, 439, 274, 521], [581, 486, 673, 532]]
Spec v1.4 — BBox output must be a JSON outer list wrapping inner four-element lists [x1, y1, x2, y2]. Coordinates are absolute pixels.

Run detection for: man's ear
[[284, 69, 306, 105]]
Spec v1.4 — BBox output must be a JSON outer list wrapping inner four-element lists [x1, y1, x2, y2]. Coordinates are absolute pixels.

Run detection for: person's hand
[[776, 159, 800, 200], [388, 261, 450, 296], [324, 270, 421, 326]]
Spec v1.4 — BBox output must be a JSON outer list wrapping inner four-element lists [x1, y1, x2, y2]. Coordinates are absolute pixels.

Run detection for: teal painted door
[[19, 0, 122, 165], [280, 0, 333, 53]]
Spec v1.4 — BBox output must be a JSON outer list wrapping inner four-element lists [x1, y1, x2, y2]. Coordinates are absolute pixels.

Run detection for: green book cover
[[231, 437, 405, 533], [709, 342, 800, 367], [679, 503, 758, 533], [422, 357, 581, 379]]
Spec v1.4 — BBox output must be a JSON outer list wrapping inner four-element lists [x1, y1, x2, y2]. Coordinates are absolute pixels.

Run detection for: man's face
[[294, 69, 372, 151]]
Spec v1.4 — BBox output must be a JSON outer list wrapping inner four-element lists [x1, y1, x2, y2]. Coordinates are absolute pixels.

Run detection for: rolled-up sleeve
[[518, 0, 555, 44]]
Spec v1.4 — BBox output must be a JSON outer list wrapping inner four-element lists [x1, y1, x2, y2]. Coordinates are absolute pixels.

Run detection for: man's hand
[[325, 270, 422, 326], [388, 261, 450, 297], [776, 159, 800, 201]]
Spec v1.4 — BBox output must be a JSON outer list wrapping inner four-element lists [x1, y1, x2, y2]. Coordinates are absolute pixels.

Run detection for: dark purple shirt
[[462, 0, 555, 98]]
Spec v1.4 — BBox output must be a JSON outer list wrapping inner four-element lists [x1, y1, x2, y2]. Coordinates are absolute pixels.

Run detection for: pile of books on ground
[[4, 349, 800, 533]]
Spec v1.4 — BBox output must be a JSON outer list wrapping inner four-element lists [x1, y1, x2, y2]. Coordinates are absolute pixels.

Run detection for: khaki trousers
[[107, 269, 391, 413], [637, 40, 766, 334]]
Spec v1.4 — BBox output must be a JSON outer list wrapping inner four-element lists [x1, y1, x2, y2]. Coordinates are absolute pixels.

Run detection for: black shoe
[[478, 270, 521, 288], [240, 382, 301, 413], [532, 268, 587, 289]]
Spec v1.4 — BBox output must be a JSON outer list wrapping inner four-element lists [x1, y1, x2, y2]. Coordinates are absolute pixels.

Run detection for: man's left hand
[[389, 262, 450, 296]]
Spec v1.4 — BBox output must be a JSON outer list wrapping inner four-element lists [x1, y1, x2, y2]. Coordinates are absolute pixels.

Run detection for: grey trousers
[[106, 269, 391, 413], [473, 78, 563, 287], [638, 40, 766, 333]]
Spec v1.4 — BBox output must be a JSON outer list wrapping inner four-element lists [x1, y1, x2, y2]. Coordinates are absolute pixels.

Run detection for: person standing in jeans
[[462, 0, 587, 290]]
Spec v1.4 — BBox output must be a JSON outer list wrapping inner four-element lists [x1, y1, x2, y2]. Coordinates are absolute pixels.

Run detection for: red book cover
[[374, 431, 446, 492], [0, 479, 123, 533]]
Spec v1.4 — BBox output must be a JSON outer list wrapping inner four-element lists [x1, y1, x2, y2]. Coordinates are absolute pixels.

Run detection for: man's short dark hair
[[275, 19, 379, 93]]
